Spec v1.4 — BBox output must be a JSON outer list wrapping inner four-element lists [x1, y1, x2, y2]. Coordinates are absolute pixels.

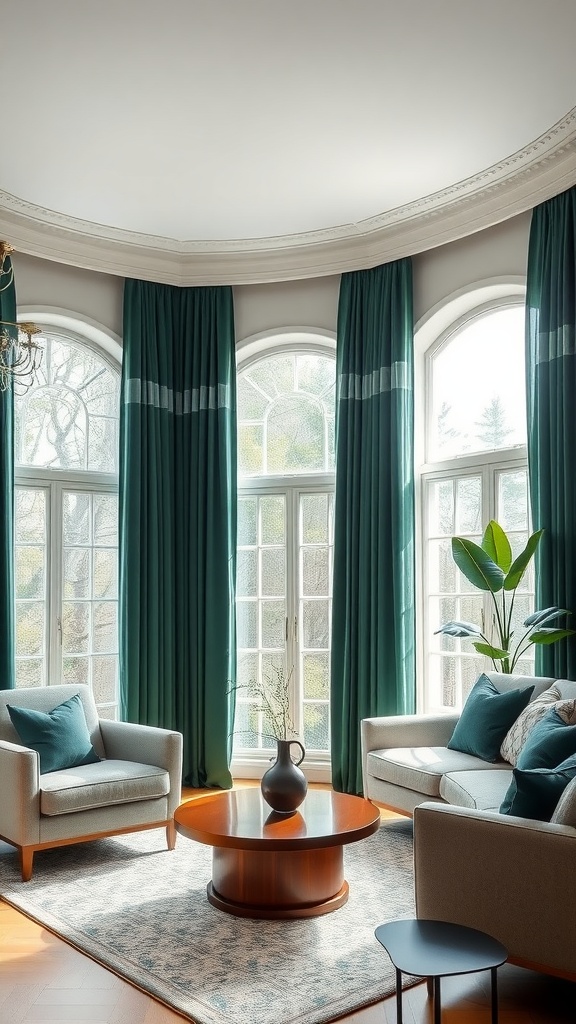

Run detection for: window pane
[[15, 334, 120, 473], [498, 470, 528, 533], [237, 549, 258, 598], [267, 395, 324, 473], [15, 488, 47, 684], [430, 306, 526, 461], [238, 353, 335, 478]]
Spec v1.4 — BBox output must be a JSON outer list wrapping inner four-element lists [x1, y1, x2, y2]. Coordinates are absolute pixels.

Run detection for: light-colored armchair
[[413, 801, 576, 980], [0, 684, 183, 881]]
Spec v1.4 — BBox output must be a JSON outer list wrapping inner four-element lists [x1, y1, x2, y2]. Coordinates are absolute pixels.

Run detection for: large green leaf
[[503, 529, 543, 591], [524, 607, 571, 628], [482, 520, 512, 573], [451, 538, 505, 592], [434, 620, 482, 638], [472, 641, 510, 659], [530, 628, 576, 645]]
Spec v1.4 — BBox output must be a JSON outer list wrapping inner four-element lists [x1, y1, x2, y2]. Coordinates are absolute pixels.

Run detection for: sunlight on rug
[[0, 819, 417, 1024]]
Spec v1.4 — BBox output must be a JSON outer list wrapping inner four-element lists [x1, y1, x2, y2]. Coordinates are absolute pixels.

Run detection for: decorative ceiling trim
[[1, 110, 576, 285]]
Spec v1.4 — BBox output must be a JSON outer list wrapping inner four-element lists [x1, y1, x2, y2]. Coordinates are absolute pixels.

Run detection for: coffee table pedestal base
[[208, 845, 349, 919]]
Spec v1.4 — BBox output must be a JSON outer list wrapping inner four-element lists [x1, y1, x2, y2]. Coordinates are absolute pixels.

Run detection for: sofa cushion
[[499, 684, 575, 766], [440, 769, 512, 810], [39, 759, 169, 816], [516, 709, 576, 770], [499, 755, 576, 820], [367, 747, 508, 798], [447, 674, 534, 762], [7, 694, 101, 774]]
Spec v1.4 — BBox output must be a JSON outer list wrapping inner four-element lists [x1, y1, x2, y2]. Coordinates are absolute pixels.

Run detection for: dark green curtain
[[526, 185, 576, 678], [331, 259, 415, 794], [119, 280, 237, 787], [0, 256, 15, 689]]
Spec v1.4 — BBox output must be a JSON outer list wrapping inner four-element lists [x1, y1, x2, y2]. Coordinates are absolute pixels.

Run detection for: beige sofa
[[362, 672, 576, 980], [361, 672, 576, 814]]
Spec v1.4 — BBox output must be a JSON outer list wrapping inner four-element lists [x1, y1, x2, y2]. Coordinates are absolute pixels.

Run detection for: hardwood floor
[[0, 783, 573, 1023]]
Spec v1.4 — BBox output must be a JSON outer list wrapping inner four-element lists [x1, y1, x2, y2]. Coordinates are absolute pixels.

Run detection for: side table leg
[[395, 968, 403, 1024], [491, 967, 498, 1024], [426, 977, 434, 998], [433, 976, 441, 1024]]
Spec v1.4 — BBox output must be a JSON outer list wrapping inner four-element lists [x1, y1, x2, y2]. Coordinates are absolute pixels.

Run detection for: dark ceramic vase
[[261, 739, 308, 813]]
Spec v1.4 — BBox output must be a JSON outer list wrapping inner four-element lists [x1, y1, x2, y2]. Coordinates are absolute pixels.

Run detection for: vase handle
[[289, 740, 305, 766]]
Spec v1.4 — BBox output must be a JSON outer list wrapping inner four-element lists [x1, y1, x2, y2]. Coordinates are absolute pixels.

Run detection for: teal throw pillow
[[516, 709, 576, 770], [7, 694, 101, 775], [500, 755, 576, 820], [447, 674, 534, 762]]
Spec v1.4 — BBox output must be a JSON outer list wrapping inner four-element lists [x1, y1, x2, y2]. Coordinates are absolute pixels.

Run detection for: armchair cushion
[[7, 694, 101, 774], [39, 760, 170, 816], [447, 674, 533, 762]]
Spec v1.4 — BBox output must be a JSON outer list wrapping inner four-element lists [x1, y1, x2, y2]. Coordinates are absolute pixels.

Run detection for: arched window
[[417, 291, 532, 712], [14, 322, 120, 718], [234, 339, 336, 772]]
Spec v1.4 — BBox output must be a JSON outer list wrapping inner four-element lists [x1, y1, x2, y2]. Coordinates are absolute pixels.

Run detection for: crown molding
[[1, 110, 576, 285]]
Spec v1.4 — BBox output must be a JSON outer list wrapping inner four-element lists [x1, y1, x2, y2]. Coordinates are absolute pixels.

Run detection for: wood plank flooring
[[0, 783, 573, 1023]]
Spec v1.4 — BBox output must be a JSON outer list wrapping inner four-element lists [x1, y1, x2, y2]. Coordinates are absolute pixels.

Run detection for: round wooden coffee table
[[174, 788, 380, 919]]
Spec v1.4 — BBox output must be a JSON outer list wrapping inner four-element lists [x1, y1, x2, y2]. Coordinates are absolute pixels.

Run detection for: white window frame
[[15, 308, 122, 714], [234, 328, 336, 782], [414, 279, 528, 713]]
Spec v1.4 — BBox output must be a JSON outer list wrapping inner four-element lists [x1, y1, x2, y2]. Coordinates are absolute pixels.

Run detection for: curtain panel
[[0, 256, 15, 689], [526, 185, 576, 677], [331, 259, 416, 795], [119, 280, 237, 788]]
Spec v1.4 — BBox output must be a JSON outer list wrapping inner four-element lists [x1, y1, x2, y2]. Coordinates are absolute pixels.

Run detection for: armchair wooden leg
[[20, 847, 34, 882], [166, 819, 176, 850]]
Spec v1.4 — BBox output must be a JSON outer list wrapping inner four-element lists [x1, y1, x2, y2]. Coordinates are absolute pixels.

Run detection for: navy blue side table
[[375, 919, 508, 1024]]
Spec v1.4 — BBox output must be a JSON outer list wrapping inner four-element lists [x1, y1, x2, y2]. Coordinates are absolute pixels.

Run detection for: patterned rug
[[0, 818, 417, 1024]]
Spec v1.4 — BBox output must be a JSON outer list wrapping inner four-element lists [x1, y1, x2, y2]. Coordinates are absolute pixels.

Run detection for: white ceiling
[[2, 0, 576, 284]]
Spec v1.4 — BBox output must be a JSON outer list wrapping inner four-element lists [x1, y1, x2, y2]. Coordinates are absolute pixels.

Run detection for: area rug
[[0, 819, 417, 1024]]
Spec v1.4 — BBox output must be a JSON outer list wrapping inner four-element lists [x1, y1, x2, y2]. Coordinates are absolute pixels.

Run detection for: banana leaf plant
[[435, 520, 574, 673]]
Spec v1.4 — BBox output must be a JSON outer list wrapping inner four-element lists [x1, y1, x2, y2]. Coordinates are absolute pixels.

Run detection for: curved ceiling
[[2, 0, 576, 284]]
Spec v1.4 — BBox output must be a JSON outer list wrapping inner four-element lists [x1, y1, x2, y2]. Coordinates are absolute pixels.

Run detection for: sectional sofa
[[361, 672, 576, 980]]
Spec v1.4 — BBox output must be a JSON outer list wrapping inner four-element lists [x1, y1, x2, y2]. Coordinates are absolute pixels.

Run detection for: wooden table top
[[174, 788, 381, 851]]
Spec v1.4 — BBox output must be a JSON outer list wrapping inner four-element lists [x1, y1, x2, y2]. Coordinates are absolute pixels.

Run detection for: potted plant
[[435, 520, 574, 673]]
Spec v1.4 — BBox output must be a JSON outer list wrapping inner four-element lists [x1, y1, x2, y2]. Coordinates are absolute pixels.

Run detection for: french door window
[[420, 301, 531, 711], [14, 328, 120, 717], [235, 347, 335, 763]]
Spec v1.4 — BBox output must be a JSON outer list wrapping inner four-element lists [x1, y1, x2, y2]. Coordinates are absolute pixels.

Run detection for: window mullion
[[285, 488, 299, 737]]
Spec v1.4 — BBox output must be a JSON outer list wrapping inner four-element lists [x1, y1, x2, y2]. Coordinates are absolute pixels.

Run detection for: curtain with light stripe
[[331, 259, 415, 795], [119, 280, 237, 788], [0, 254, 15, 689], [526, 185, 576, 677]]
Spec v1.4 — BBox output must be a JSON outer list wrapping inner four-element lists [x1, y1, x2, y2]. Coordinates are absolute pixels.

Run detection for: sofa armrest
[[0, 741, 41, 846], [414, 802, 576, 976], [361, 713, 459, 794], [99, 720, 183, 813]]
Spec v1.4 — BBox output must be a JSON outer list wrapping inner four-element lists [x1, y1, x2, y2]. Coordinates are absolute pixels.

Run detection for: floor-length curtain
[[119, 280, 237, 788], [0, 255, 15, 689], [331, 259, 415, 795], [526, 185, 576, 678]]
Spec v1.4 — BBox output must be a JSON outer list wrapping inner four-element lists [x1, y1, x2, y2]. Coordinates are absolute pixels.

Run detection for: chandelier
[[0, 241, 42, 393]]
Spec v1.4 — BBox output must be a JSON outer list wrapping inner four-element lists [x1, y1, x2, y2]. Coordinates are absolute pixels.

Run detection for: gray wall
[[11, 210, 533, 344]]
